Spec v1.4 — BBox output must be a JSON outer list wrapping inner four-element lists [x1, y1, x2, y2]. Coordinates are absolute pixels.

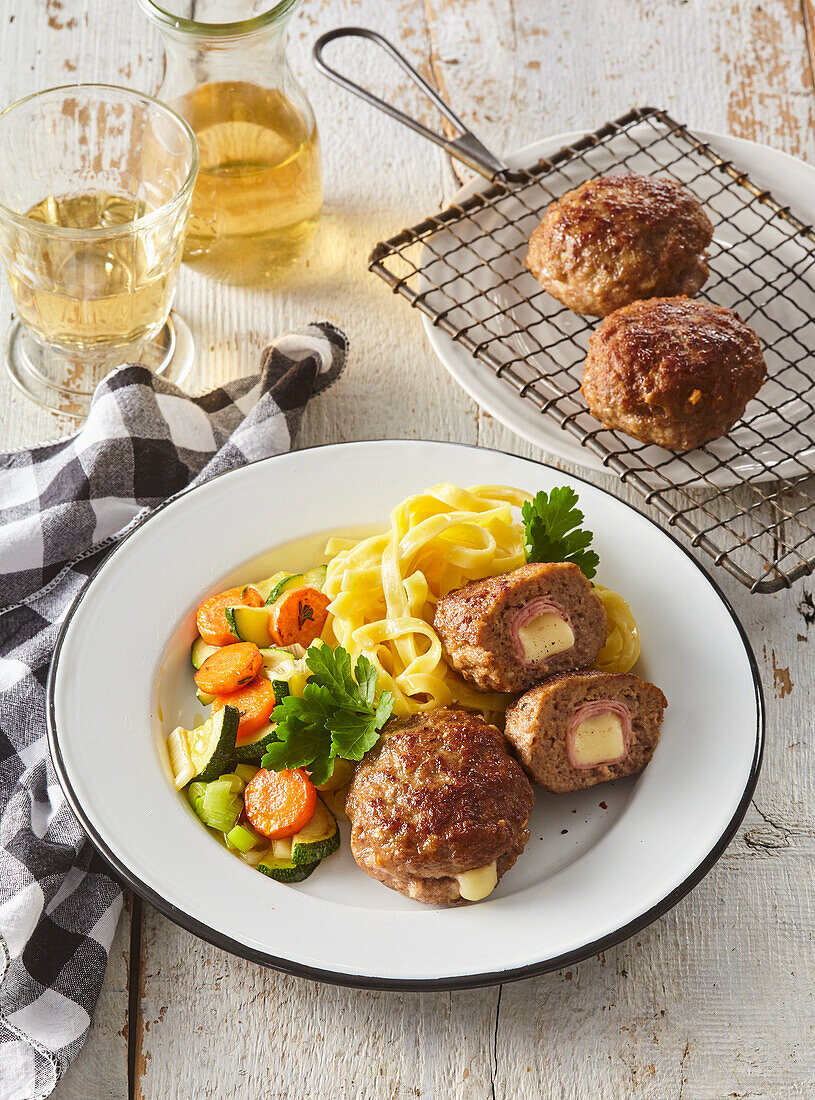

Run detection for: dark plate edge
[[46, 438, 765, 992]]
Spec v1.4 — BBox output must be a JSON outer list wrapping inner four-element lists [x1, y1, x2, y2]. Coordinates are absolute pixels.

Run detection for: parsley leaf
[[303, 645, 359, 709], [522, 486, 600, 580], [261, 645, 394, 782], [262, 717, 326, 771], [353, 653, 378, 709]]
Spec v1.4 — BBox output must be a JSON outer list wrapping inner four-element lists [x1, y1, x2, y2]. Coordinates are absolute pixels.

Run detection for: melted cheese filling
[[455, 862, 498, 902], [571, 713, 626, 767], [517, 613, 575, 662]]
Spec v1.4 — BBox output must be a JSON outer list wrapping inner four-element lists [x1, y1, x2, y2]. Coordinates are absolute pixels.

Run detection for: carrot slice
[[243, 768, 317, 839], [269, 587, 330, 647], [212, 677, 276, 743], [196, 585, 263, 647], [194, 642, 262, 695]]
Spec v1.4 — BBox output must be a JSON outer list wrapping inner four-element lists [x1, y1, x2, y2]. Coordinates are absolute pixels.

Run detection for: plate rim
[[46, 438, 765, 991], [421, 128, 815, 482]]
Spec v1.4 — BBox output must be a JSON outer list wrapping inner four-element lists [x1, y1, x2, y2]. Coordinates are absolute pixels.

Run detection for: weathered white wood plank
[[134, 909, 501, 1099], [50, 899, 131, 1100], [805, 1, 815, 81], [3, 0, 815, 1097], [425, 0, 815, 166], [495, 839, 815, 1099]]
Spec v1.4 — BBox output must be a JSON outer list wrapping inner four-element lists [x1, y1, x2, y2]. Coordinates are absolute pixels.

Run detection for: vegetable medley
[[167, 566, 393, 883]]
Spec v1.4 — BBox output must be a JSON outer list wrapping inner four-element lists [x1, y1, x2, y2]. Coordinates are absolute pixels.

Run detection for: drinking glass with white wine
[[0, 85, 198, 416]]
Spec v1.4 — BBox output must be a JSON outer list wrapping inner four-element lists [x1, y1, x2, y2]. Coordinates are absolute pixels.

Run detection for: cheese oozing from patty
[[571, 713, 626, 767], [455, 862, 498, 902], [517, 613, 575, 662]]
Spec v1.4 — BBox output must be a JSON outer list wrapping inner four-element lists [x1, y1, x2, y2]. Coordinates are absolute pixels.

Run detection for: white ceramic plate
[[422, 131, 815, 484], [48, 441, 763, 988]]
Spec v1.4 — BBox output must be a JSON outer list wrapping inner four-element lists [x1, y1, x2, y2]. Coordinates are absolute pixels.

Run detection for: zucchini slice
[[266, 573, 305, 605], [196, 688, 215, 706], [303, 565, 328, 591], [257, 852, 320, 884], [271, 679, 290, 702], [232, 723, 278, 764], [185, 706, 239, 782], [191, 637, 219, 669], [224, 605, 273, 647], [252, 571, 287, 603], [290, 796, 340, 866], [259, 650, 310, 697], [259, 646, 299, 675]]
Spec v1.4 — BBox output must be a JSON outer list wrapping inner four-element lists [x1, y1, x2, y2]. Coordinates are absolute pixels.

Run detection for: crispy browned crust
[[346, 708, 534, 905], [526, 173, 713, 317], [504, 670, 667, 793], [433, 561, 607, 692], [581, 296, 766, 450]]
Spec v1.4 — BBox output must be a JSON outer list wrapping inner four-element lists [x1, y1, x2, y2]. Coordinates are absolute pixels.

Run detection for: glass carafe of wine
[[139, 0, 322, 286]]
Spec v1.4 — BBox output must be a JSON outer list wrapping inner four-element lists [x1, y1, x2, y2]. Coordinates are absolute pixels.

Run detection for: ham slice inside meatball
[[511, 598, 575, 664], [566, 699, 632, 769]]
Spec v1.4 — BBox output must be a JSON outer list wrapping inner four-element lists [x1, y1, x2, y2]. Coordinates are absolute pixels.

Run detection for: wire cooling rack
[[368, 107, 815, 594]]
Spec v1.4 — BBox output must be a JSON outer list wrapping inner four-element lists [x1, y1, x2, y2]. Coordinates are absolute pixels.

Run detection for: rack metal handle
[[312, 26, 509, 180]]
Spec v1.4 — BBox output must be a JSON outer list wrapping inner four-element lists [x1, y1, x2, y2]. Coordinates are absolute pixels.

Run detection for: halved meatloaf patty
[[346, 708, 534, 905], [434, 562, 607, 692], [504, 670, 667, 792]]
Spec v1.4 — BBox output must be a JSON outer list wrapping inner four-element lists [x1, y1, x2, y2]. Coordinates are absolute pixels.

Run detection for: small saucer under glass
[[4, 311, 195, 418]]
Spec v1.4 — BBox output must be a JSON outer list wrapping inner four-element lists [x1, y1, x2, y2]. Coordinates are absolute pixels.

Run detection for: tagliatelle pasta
[[593, 586, 641, 674], [323, 483, 641, 715], [324, 484, 528, 715]]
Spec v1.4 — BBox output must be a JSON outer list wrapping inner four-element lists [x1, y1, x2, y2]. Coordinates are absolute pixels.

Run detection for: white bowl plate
[[49, 441, 763, 988], [422, 131, 815, 486]]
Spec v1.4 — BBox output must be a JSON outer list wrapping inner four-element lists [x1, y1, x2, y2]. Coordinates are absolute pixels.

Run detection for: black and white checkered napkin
[[0, 322, 347, 1099]]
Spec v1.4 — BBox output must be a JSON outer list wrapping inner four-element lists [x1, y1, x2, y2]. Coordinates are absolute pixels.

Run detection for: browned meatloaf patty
[[525, 173, 713, 317], [346, 708, 534, 905], [434, 562, 606, 693], [582, 296, 766, 450], [504, 670, 667, 793]]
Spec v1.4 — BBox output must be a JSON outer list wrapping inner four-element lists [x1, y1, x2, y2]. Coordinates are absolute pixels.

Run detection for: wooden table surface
[[2, 1, 814, 1097]]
